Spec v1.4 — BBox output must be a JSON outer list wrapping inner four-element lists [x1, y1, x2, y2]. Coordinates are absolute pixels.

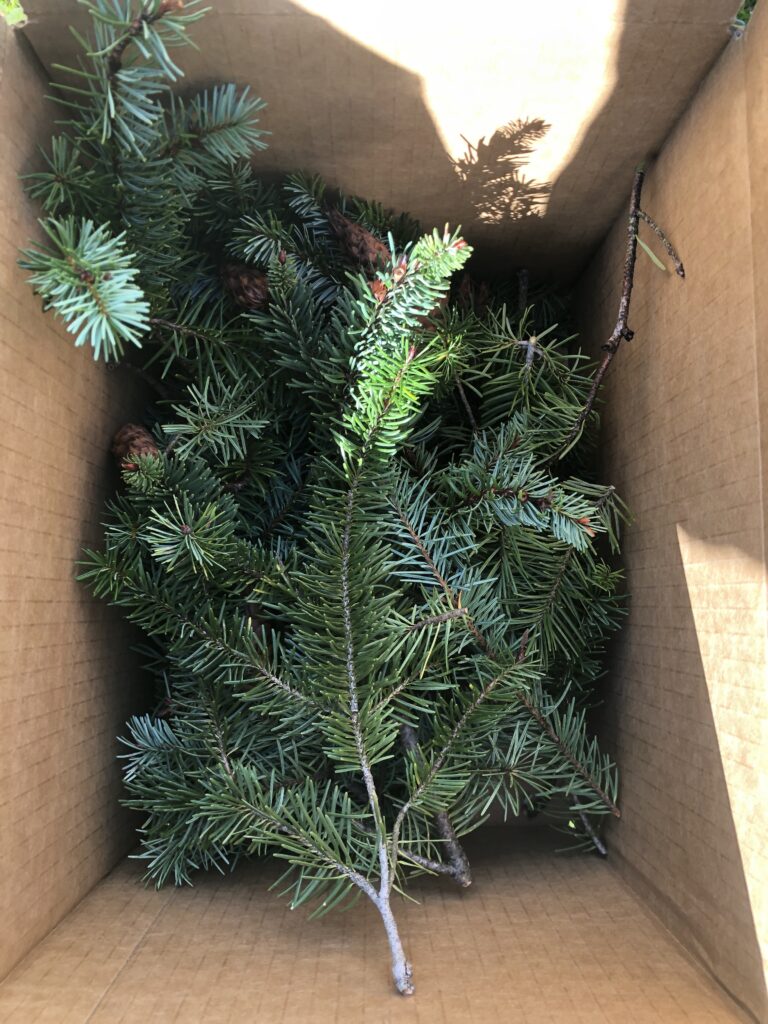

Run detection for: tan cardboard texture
[[0, 23, 148, 985], [576, 6, 768, 1021], [0, 1, 765, 1021], [22, 0, 736, 278], [0, 831, 748, 1023]]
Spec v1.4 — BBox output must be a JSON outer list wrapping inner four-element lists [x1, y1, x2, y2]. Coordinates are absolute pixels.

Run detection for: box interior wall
[[0, 2, 766, 1020]]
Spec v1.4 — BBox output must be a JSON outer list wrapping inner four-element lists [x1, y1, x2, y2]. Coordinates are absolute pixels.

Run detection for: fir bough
[[16, 0, 680, 996]]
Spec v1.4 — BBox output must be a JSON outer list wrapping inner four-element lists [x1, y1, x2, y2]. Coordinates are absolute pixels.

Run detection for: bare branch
[[398, 725, 472, 887], [638, 210, 685, 278], [547, 167, 650, 466]]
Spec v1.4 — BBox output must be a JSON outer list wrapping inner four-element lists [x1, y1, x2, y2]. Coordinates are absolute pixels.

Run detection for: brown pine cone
[[370, 278, 389, 303], [112, 424, 159, 472], [327, 208, 390, 272], [222, 263, 269, 310]]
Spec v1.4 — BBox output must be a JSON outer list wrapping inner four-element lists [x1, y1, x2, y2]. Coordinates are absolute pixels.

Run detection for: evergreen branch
[[389, 495, 496, 657], [105, 6, 165, 79], [370, 673, 431, 717], [163, 86, 267, 165], [518, 692, 620, 817], [186, 624, 310, 707], [389, 665, 515, 885], [388, 492, 619, 815], [214, 778, 379, 902], [341, 484, 385, 832], [455, 377, 478, 431], [543, 547, 575, 616], [86, 556, 313, 708], [262, 478, 306, 537], [390, 497, 455, 603], [399, 725, 472, 887], [570, 799, 608, 856], [19, 217, 149, 359], [407, 609, 469, 632]]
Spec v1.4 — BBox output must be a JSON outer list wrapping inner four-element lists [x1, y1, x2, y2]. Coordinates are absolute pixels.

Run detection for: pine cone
[[222, 263, 269, 310], [327, 208, 390, 272], [112, 423, 159, 472], [370, 278, 389, 303]]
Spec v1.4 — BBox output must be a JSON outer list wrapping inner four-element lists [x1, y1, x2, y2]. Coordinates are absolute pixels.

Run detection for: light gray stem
[[375, 891, 414, 996], [341, 484, 414, 994]]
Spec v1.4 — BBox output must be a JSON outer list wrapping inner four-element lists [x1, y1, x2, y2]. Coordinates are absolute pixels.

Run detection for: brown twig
[[433, 812, 472, 887], [150, 316, 206, 336], [399, 848, 461, 877], [516, 627, 530, 663], [399, 725, 473, 887], [407, 608, 469, 633], [107, 19, 145, 77], [107, 5, 168, 78], [546, 167, 647, 467], [638, 210, 685, 277]]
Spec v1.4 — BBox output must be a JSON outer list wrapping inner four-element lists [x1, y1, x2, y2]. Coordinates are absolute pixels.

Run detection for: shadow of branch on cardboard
[[453, 117, 551, 226]]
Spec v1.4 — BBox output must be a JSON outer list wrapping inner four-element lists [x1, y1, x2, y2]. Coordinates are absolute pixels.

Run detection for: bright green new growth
[[22, 0, 626, 996], [0, 0, 26, 27]]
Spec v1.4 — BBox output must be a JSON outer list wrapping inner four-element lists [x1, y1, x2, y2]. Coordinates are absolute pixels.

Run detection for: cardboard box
[[0, 2, 765, 1020]]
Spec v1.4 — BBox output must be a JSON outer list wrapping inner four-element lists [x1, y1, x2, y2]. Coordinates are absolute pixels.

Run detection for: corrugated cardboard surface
[[575, 7, 768, 1022], [1, 0, 766, 1019], [21, 0, 737, 279], [0, 26, 149, 983], [0, 829, 748, 1023]]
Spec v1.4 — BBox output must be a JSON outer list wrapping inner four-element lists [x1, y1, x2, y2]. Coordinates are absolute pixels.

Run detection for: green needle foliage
[[21, 0, 628, 996]]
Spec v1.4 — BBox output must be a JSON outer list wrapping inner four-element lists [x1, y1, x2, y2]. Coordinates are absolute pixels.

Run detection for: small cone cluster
[[112, 423, 159, 472], [222, 263, 270, 310], [327, 208, 390, 270]]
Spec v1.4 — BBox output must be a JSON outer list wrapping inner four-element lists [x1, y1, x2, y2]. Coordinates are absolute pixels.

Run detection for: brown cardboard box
[[0, 2, 765, 1021]]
